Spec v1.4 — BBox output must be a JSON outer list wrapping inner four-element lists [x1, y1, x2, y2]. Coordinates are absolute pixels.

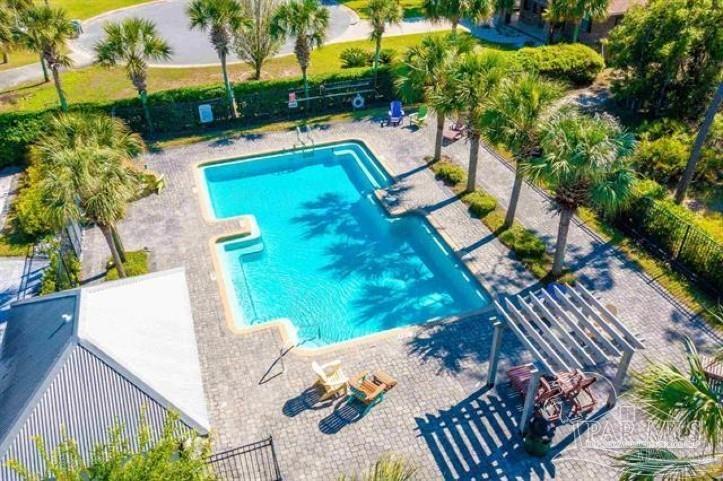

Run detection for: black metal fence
[[207, 437, 281, 481], [112, 75, 390, 135], [614, 197, 722, 299]]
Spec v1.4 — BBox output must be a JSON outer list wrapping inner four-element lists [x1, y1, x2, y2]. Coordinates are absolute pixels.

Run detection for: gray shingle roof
[[0, 268, 208, 479]]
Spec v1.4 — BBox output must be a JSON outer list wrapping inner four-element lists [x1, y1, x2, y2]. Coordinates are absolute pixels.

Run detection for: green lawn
[[0, 49, 41, 72], [50, 0, 153, 19], [339, 0, 426, 19], [1, 31, 477, 113], [0, 1, 153, 71]]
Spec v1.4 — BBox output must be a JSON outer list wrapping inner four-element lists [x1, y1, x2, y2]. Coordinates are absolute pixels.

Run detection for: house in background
[[0, 268, 210, 480], [518, 0, 643, 44]]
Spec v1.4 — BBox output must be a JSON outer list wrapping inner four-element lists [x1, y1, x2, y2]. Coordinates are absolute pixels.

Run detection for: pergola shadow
[[416, 385, 557, 481]]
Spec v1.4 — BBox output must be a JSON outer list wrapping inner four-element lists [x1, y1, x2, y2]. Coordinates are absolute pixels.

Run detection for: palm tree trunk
[[434, 110, 444, 161], [466, 131, 480, 193], [504, 166, 524, 228], [2, 52, 8, 64], [40, 54, 49, 82], [100, 224, 126, 278], [220, 52, 238, 118], [139, 89, 154, 134], [674, 82, 723, 204], [51, 64, 68, 112], [254, 62, 262, 80], [373, 35, 382, 71], [111, 224, 126, 263], [552, 206, 574, 277], [302, 66, 309, 107]]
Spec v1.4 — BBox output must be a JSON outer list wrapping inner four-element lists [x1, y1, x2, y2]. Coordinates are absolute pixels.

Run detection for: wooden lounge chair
[[442, 120, 466, 142], [348, 370, 397, 414], [312, 360, 348, 401], [555, 370, 597, 415], [507, 365, 562, 421]]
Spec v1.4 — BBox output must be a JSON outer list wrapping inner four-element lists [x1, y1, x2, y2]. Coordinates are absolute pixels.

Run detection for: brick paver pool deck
[[82, 117, 720, 480]]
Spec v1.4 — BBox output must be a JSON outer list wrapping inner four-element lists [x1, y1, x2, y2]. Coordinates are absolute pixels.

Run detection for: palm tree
[[446, 50, 510, 192], [13, 6, 74, 111], [481, 73, 563, 228], [545, 0, 609, 43], [95, 18, 172, 133], [397, 34, 473, 161], [523, 108, 636, 276], [367, 0, 402, 71], [32, 114, 145, 278], [187, 0, 248, 118], [271, 0, 329, 101], [234, 0, 283, 80], [614, 338, 723, 480], [674, 82, 723, 204], [423, 0, 493, 32]]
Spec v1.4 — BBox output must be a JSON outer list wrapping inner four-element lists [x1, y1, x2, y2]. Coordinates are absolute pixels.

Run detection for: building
[[0, 268, 209, 480], [519, 0, 643, 44]]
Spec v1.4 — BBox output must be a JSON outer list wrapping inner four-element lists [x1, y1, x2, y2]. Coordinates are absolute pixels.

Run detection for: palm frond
[[613, 447, 720, 481]]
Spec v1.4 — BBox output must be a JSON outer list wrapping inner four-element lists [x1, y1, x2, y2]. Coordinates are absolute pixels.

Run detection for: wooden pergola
[[486, 283, 644, 433]]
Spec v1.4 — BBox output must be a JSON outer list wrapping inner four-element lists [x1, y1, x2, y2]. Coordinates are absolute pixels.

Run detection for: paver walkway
[[80, 116, 720, 480]]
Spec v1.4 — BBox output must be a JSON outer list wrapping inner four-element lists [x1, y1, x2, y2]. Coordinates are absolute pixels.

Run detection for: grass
[[0, 49, 41, 72], [50, 0, 153, 20], [0, 31, 496, 113], [105, 249, 150, 280], [338, 0, 425, 19]]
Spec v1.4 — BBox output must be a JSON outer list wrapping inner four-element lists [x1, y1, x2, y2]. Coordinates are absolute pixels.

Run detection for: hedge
[[515, 43, 604, 85], [0, 67, 393, 167], [614, 179, 722, 293]]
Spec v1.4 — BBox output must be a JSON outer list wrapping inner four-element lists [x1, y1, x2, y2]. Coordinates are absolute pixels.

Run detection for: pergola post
[[486, 318, 504, 387], [519, 365, 541, 435], [608, 348, 634, 407]]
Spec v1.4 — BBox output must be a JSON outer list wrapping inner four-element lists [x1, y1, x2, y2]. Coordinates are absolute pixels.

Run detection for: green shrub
[[632, 136, 690, 186], [516, 44, 604, 85], [433, 161, 466, 186], [631, 178, 666, 200], [340, 47, 371, 68], [615, 182, 722, 292], [40, 244, 80, 295], [12, 165, 54, 238], [377, 48, 397, 65], [499, 225, 547, 260], [106, 250, 150, 281], [463, 191, 497, 218]]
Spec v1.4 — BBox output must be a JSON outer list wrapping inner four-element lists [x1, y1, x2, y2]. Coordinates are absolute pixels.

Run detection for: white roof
[[78, 268, 210, 431]]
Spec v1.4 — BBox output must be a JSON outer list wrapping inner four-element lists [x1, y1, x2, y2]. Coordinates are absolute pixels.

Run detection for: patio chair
[[554, 370, 597, 415], [442, 119, 466, 142], [409, 104, 428, 127], [312, 360, 348, 401], [347, 370, 397, 414], [386, 101, 405, 126], [507, 365, 562, 421]]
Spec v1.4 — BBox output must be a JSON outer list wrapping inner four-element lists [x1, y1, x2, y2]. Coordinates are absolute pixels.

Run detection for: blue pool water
[[203, 141, 489, 346]]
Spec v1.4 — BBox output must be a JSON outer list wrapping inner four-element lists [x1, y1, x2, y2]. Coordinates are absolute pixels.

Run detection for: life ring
[[352, 94, 365, 109]]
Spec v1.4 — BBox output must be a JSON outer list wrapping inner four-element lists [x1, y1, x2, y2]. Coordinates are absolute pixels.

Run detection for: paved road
[[74, 0, 355, 67]]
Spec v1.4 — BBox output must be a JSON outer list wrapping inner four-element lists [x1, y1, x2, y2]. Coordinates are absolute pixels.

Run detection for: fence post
[[675, 224, 692, 261]]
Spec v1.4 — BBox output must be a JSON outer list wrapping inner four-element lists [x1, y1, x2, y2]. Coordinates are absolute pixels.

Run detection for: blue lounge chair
[[387, 101, 404, 126]]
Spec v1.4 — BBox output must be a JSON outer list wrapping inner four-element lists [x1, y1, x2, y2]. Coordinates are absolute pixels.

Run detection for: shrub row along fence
[[0, 68, 394, 167], [115, 73, 391, 134], [614, 197, 722, 298]]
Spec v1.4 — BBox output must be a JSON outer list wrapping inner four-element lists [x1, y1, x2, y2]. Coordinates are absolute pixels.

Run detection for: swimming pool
[[202, 141, 489, 347]]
